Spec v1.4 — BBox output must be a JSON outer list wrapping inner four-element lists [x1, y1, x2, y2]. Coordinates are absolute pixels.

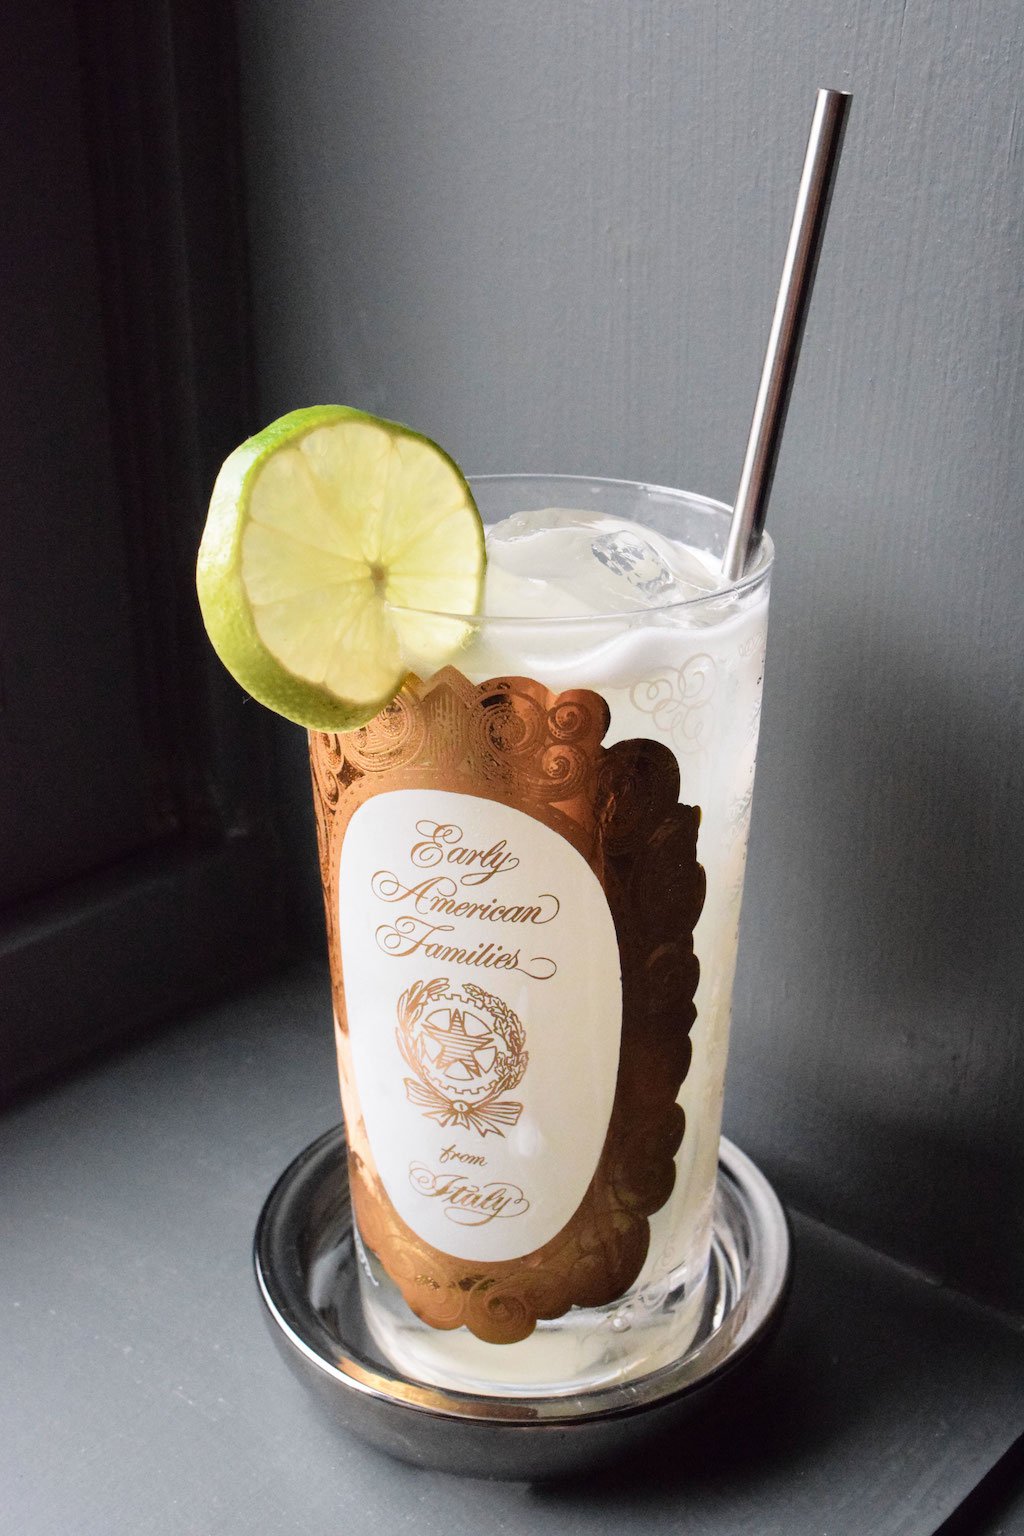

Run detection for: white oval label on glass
[[338, 787, 622, 1263]]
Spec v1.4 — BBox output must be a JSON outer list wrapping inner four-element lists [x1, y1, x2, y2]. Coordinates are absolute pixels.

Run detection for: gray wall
[[236, 1, 1024, 1315]]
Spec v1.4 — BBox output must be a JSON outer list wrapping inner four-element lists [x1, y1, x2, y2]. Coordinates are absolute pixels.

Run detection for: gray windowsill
[[1, 963, 1022, 1536]]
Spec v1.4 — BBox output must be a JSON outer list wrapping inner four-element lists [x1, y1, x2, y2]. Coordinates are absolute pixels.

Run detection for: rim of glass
[[388, 473, 774, 625]]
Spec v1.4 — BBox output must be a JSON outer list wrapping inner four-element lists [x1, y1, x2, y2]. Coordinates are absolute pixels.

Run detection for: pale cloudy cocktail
[[309, 473, 771, 1396]]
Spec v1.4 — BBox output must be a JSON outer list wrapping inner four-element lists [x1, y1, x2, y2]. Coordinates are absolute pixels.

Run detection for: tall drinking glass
[[309, 475, 772, 1396]]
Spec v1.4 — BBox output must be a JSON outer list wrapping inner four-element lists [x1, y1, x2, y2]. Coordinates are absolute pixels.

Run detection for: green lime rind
[[196, 405, 484, 732]]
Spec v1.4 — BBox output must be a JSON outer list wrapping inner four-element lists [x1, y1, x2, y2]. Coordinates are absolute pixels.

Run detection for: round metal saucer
[[254, 1126, 790, 1481]]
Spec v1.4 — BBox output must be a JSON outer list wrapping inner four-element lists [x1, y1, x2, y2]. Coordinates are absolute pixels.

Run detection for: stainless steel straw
[[722, 88, 851, 581]]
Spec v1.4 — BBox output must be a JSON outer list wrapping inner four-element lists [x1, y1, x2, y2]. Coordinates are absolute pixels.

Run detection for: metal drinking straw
[[722, 88, 852, 581]]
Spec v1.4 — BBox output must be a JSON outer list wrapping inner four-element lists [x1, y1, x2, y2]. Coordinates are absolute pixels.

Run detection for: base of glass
[[358, 1236, 710, 1397]]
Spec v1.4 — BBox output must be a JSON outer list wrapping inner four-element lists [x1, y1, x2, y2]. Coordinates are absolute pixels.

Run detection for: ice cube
[[483, 507, 720, 618], [591, 528, 679, 600]]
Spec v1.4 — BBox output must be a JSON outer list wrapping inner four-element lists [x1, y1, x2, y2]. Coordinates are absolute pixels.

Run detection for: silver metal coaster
[[254, 1127, 791, 1481]]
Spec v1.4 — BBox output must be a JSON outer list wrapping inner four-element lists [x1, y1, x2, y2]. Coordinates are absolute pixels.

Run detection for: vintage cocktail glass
[[309, 475, 772, 1396]]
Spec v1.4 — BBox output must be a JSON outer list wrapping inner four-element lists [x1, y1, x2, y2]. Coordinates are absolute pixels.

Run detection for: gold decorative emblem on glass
[[310, 667, 705, 1345]]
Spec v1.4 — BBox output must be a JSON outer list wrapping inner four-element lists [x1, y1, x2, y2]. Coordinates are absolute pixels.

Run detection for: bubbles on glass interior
[[482, 507, 722, 619]]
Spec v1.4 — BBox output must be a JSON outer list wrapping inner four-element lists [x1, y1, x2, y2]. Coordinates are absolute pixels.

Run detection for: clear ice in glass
[[483, 508, 721, 618]]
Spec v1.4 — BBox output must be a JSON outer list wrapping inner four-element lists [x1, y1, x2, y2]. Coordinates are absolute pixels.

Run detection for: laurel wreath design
[[396, 978, 528, 1138]]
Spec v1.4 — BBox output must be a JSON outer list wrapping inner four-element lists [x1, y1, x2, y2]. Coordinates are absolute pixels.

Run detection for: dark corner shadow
[[932, 1432, 1024, 1535]]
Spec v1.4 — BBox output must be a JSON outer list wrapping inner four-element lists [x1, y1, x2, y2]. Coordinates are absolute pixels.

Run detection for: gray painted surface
[[235, 3, 1024, 1313], [1, 968, 1022, 1535]]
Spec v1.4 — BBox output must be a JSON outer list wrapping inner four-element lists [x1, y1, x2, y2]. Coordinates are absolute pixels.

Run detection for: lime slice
[[196, 406, 484, 730]]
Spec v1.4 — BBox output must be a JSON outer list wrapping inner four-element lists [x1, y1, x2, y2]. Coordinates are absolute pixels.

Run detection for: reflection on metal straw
[[723, 88, 852, 581]]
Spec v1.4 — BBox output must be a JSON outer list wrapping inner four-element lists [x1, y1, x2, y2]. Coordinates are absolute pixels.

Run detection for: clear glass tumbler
[[309, 475, 772, 1396]]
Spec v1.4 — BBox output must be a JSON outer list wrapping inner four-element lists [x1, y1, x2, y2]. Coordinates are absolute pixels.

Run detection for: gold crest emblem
[[396, 978, 528, 1137]]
